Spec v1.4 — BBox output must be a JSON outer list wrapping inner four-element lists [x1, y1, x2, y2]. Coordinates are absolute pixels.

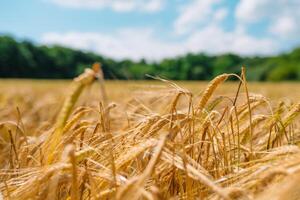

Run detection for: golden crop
[[0, 66, 300, 200]]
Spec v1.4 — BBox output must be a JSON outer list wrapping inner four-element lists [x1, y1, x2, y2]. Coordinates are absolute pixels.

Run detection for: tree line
[[1, 35, 300, 81]]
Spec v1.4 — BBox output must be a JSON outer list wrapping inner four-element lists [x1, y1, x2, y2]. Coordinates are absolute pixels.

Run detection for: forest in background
[[1, 35, 300, 81]]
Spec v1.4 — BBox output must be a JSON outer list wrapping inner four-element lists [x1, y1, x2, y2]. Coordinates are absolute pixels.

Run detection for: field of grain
[[1, 67, 300, 200]]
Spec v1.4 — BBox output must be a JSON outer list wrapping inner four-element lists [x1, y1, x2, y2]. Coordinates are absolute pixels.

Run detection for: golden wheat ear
[[197, 74, 229, 112], [45, 65, 99, 164]]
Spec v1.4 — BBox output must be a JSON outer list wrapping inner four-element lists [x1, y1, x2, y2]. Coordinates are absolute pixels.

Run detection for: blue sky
[[1, 0, 300, 60]]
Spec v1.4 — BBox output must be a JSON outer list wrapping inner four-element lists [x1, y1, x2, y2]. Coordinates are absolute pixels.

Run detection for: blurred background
[[0, 0, 300, 81]]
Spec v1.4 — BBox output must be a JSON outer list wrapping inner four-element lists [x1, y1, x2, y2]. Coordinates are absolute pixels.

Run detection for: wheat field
[[1, 66, 300, 200]]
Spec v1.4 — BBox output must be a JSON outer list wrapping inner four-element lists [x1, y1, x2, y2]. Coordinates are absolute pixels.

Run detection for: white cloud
[[269, 16, 299, 38], [41, 0, 293, 60], [142, 0, 164, 12], [48, 0, 165, 12], [41, 29, 184, 61], [235, 0, 272, 23], [41, 26, 278, 61], [236, 0, 300, 39], [186, 25, 277, 55], [40, 0, 287, 60], [213, 8, 228, 22], [174, 0, 223, 35]]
